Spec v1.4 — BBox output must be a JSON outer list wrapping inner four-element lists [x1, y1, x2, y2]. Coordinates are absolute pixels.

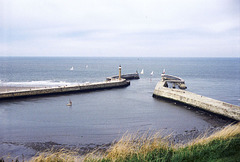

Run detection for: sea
[[0, 57, 239, 159]]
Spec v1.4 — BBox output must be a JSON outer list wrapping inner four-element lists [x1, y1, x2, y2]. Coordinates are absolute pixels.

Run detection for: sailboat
[[140, 69, 144, 74], [67, 99, 72, 106], [151, 71, 154, 75], [85, 65, 88, 68], [70, 66, 74, 71], [162, 69, 165, 74]]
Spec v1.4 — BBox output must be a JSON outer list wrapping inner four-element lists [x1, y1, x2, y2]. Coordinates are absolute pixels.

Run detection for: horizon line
[[0, 56, 239, 58]]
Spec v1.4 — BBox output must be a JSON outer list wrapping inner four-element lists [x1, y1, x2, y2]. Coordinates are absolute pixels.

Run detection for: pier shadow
[[152, 94, 237, 126]]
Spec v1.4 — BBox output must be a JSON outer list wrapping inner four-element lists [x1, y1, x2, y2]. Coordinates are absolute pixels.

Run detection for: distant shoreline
[[0, 56, 239, 59]]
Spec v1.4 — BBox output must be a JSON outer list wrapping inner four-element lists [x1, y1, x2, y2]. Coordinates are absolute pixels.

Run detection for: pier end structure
[[153, 74, 240, 121], [106, 73, 140, 81], [161, 74, 187, 89]]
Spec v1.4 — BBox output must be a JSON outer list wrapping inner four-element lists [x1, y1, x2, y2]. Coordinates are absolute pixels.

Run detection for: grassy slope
[[95, 123, 240, 162], [98, 136, 240, 162], [28, 123, 240, 162], [172, 135, 240, 162]]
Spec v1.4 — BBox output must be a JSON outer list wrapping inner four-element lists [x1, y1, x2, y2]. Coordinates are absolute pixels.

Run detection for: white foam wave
[[0, 80, 78, 87]]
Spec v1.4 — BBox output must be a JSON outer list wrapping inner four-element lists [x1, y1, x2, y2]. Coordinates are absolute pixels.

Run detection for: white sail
[[151, 71, 154, 75], [70, 66, 74, 71], [140, 69, 144, 74], [162, 69, 165, 74]]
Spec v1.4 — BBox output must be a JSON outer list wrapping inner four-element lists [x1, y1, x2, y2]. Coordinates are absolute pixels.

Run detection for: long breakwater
[[0, 79, 130, 100]]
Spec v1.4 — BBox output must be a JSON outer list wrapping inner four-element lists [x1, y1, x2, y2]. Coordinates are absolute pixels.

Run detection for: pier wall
[[0, 79, 130, 100], [153, 81, 240, 121]]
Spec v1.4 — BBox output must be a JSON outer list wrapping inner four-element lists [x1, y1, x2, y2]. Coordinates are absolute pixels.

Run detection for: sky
[[0, 0, 239, 57]]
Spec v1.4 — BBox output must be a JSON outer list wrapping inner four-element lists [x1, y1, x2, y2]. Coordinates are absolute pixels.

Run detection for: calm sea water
[[0, 57, 239, 158]]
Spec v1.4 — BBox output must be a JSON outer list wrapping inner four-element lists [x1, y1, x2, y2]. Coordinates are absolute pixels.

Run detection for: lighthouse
[[119, 65, 121, 80]]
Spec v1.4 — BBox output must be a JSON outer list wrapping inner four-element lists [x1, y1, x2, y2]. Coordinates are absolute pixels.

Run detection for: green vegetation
[[171, 136, 240, 162], [3, 123, 240, 162], [84, 123, 240, 162]]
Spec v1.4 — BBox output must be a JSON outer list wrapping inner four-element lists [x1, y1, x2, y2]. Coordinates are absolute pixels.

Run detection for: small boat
[[85, 65, 88, 68], [67, 99, 72, 106], [70, 67, 74, 71], [151, 71, 154, 75], [140, 69, 144, 74]]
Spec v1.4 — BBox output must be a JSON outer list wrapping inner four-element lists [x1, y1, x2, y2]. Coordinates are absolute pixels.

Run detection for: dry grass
[[84, 131, 172, 162], [28, 122, 240, 162], [30, 148, 82, 162], [187, 122, 240, 146], [85, 123, 240, 161]]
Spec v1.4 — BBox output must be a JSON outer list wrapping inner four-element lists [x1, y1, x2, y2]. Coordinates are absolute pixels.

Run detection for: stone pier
[[153, 75, 240, 121], [0, 79, 130, 100]]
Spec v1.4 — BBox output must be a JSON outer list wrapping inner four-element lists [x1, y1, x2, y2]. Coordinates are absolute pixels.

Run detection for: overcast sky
[[0, 0, 239, 57]]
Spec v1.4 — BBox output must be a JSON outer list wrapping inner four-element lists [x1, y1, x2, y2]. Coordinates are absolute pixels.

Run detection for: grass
[[2, 123, 240, 162], [85, 123, 240, 162], [30, 149, 81, 162]]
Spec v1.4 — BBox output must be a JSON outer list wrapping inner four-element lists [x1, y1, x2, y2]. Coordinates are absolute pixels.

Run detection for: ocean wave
[[0, 80, 78, 87]]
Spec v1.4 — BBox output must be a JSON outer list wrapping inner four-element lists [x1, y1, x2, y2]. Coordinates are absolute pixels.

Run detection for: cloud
[[0, 0, 239, 57]]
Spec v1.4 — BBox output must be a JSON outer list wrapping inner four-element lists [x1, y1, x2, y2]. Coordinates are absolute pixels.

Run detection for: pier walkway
[[153, 75, 240, 121]]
